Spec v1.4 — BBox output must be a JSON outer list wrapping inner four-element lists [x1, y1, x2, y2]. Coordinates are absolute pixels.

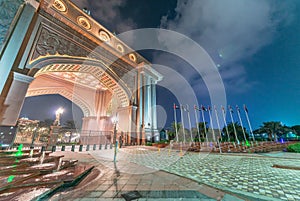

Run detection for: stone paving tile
[[87, 191, 104, 197], [88, 147, 300, 201]]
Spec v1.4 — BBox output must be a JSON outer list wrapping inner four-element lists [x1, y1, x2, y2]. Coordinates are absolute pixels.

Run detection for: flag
[[236, 105, 240, 113], [182, 104, 189, 112], [243, 104, 248, 113], [194, 105, 200, 111], [228, 105, 234, 113], [221, 105, 225, 113], [173, 103, 180, 109], [201, 105, 207, 111]]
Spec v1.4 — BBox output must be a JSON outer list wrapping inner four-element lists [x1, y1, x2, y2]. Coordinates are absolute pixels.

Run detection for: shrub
[[287, 143, 300, 153], [146, 142, 152, 146], [157, 140, 169, 144]]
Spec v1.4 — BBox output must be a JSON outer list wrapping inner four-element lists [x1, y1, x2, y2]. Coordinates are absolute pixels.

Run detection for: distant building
[[14, 118, 39, 145]]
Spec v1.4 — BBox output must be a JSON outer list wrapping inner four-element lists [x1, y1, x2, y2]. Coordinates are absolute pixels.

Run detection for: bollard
[[110, 143, 112, 149], [93, 144, 96, 150], [41, 146, 46, 153], [99, 144, 102, 150], [79, 145, 83, 152], [86, 144, 90, 151], [61, 145, 65, 151], [71, 144, 75, 152], [105, 144, 107, 149], [52, 146, 56, 152]]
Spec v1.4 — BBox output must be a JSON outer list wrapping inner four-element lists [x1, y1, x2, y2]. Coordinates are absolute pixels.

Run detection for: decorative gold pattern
[[52, 0, 67, 12], [99, 30, 110, 42], [129, 53, 137, 62], [116, 44, 124, 53], [77, 16, 91, 30]]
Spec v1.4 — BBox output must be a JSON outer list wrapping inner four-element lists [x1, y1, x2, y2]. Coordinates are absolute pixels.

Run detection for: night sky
[[21, 0, 300, 131]]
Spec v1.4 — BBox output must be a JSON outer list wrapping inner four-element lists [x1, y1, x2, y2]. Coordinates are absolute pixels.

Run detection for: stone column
[[151, 79, 157, 129], [0, 2, 38, 94], [0, 72, 34, 126], [138, 73, 145, 144], [151, 79, 159, 142], [117, 105, 137, 145]]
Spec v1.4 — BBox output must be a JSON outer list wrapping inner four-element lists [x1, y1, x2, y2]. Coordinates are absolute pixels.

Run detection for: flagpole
[[186, 105, 194, 143], [173, 103, 179, 142], [244, 104, 255, 141], [236, 105, 247, 142], [221, 106, 230, 142], [194, 106, 200, 141], [201, 105, 208, 144], [228, 105, 239, 144], [208, 106, 216, 142], [214, 105, 222, 141], [180, 104, 186, 143]]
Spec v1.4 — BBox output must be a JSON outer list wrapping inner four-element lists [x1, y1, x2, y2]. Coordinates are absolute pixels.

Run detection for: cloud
[[159, 0, 295, 93], [71, 0, 137, 33], [161, 0, 295, 65]]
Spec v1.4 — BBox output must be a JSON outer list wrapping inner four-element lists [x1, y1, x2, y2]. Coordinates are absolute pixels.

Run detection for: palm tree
[[291, 125, 300, 136], [257, 121, 290, 141], [168, 122, 181, 140], [222, 122, 248, 142], [197, 122, 208, 141]]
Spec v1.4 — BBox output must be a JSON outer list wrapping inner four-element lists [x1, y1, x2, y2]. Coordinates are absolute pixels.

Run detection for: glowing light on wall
[[129, 53, 136, 62]]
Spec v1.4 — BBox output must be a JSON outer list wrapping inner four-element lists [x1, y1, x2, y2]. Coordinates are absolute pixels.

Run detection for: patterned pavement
[[89, 146, 300, 201]]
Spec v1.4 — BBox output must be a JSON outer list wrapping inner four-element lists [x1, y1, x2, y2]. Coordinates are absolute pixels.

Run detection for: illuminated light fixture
[[129, 53, 137, 62], [52, 0, 67, 12], [99, 30, 110, 42], [56, 107, 64, 115], [63, 73, 71, 79], [77, 16, 91, 30], [116, 44, 124, 53]]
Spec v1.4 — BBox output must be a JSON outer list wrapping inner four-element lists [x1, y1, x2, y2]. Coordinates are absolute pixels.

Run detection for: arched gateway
[[0, 0, 162, 145]]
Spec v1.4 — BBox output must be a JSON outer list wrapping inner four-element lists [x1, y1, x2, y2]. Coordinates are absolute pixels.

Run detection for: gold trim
[[77, 16, 91, 30], [116, 44, 124, 53], [52, 0, 67, 12], [129, 53, 136, 62], [99, 30, 110, 42]]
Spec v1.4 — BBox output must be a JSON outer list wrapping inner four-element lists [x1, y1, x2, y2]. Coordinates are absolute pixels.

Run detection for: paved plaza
[[50, 146, 300, 200]]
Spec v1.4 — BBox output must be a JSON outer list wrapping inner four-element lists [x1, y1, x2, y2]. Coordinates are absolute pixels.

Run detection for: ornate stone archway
[[0, 0, 162, 144]]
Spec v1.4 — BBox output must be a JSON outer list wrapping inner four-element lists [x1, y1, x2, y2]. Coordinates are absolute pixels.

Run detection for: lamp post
[[54, 107, 64, 126], [112, 115, 118, 163]]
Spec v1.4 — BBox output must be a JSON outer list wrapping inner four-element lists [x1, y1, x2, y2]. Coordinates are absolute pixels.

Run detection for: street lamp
[[54, 107, 64, 126], [111, 114, 118, 163]]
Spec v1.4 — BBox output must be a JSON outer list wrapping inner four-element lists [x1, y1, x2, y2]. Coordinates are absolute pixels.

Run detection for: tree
[[257, 121, 291, 141], [167, 122, 181, 140], [63, 120, 76, 129], [197, 122, 208, 141], [62, 120, 77, 143], [291, 125, 300, 136], [38, 119, 52, 143], [222, 122, 248, 142], [39, 119, 53, 128]]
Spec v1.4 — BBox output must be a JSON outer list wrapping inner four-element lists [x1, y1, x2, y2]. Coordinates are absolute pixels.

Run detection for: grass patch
[[287, 143, 300, 153]]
